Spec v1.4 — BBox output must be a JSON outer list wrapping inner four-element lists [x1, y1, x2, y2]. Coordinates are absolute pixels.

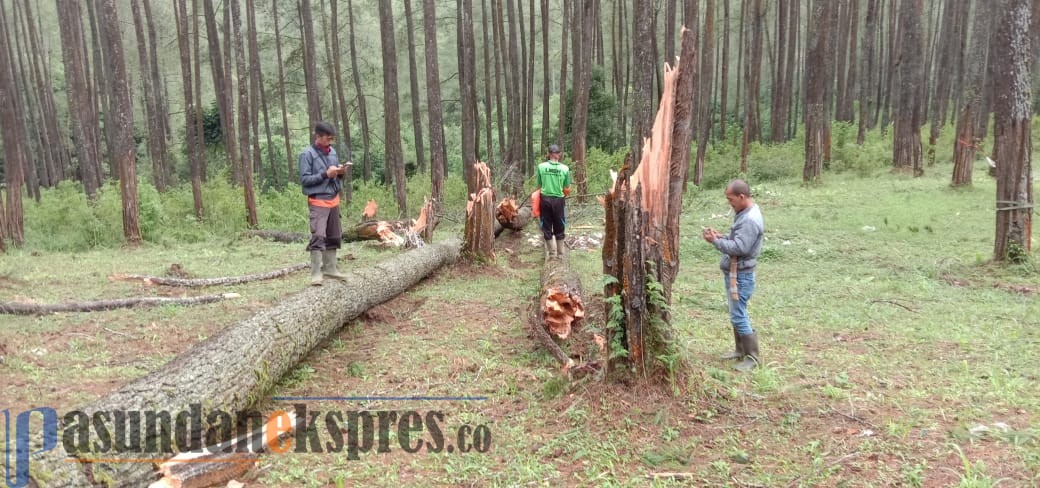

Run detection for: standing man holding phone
[[300, 121, 352, 286]]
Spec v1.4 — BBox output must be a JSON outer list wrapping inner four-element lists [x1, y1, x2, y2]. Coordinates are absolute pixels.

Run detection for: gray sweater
[[299, 145, 343, 198], [713, 204, 764, 272]]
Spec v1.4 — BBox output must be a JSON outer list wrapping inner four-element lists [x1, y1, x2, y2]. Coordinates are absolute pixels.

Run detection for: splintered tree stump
[[493, 198, 533, 237], [28, 240, 461, 487], [463, 163, 495, 261]]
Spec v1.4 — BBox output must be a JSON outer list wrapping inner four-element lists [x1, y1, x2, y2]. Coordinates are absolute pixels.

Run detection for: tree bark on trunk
[[56, 0, 102, 198], [174, 0, 204, 220], [494, 198, 532, 236], [231, 0, 259, 227], [99, 0, 143, 245], [694, 0, 714, 186], [952, 0, 993, 187], [857, 0, 880, 144], [992, 0, 1033, 261], [130, 0, 167, 193], [347, 0, 372, 181], [804, 0, 833, 183], [203, 0, 239, 184], [423, 0, 446, 205], [403, 0, 426, 174], [28, 240, 461, 487], [272, 0, 295, 181], [892, 0, 925, 175], [570, 0, 594, 203], [300, 0, 322, 128], [0, 4, 27, 245], [378, 0, 408, 216]]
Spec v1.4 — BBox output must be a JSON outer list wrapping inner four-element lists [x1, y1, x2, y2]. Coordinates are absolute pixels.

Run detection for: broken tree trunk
[[0, 293, 240, 315], [529, 228, 588, 373], [493, 198, 533, 237], [28, 239, 461, 487], [110, 264, 308, 287], [602, 28, 695, 378], [463, 163, 495, 261]]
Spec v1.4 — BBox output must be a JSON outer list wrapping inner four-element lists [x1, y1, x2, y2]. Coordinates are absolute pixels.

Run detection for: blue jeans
[[723, 272, 755, 336]]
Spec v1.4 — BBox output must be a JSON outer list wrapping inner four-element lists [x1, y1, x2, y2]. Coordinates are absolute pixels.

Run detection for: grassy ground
[[1, 162, 1037, 487]]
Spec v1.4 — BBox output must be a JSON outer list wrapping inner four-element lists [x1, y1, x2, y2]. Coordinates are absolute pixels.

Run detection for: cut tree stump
[[530, 252, 587, 374], [493, 198, 533, 237], [110, 264, 308, 287], [0, 293, 240, 315], [28, 239, 461, 487]]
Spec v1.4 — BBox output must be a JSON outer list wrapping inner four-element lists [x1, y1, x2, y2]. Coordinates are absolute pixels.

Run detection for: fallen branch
[[110, 264, 309, 287], [0, 293, 240, 316], [243, 230, 305, 243]]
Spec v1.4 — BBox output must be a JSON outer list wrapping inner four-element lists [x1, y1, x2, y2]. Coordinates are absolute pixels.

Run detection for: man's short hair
[[314, 122, 336, 137], [547, 144, 561, 154], [726, 179, 751, 197]]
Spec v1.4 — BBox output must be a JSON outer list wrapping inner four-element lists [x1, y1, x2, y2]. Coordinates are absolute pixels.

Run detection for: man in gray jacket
[[300, 122, 352, 286], [702, 179, 765, 371]]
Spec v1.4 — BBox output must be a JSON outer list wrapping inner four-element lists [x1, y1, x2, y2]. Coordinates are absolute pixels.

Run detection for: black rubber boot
[[720, 328, 743, 360], [733, 333, 760, 372]]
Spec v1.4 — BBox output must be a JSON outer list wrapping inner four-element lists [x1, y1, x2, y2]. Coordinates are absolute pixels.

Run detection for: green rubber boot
[[309, 251, 323, 286], [321, 250, 349, 281]]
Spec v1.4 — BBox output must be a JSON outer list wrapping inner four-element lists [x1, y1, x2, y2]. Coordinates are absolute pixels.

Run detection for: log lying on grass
[[530, 255, 587, 373], [245, 198, 436, 248], [29, 239, 461, 487], [0, 293, 240, 315], [110, 263, 309, 287], [493, 198, 533, 237]]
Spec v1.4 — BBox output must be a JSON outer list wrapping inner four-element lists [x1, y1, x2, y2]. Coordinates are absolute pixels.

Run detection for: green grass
[[1, 158, 1038, 486]]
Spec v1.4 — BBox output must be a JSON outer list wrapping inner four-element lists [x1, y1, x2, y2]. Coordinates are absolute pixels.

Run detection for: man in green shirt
[[536, 144, 571, 259]]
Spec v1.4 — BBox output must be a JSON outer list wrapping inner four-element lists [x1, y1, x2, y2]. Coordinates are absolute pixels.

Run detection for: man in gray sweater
[[300, 122, 352, 286], [702, 179, 765, 371]]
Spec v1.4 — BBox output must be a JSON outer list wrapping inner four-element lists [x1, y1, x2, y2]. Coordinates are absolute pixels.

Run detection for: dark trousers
[[539, 195, 566, 240], [307, 204, 342, 251]]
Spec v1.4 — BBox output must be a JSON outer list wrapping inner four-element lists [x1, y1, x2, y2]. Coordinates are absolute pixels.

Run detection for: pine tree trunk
[[99, 0, 142, 245], [130, 0, 166, 193], [892, 0, 925, 174], [379, 0, 408, 216], [203, 0, 239, 184], [402, 0, 426, 174], [27, 241, 461, 488], [329, 0, 353, 199], [953, 0, 994, 186], [230, 0, 259, 227], [300, 0, 322, 129], [56, 0, 101, 198], [347, 0, 372, 181], [175, 0, 204, 219], [992, 0, 1033, 261], [570, 0, 594, 203], [0, 5, 27, 245], [631, 0, 654, 164], [857, 0, 880, 144], [272, 0, 295, 182], [142, 0, 173, 185], [804, 0, 833, 183], [423, 0, 447, 205], [459, 0, 479, 193], [694, 0, 714, 185]]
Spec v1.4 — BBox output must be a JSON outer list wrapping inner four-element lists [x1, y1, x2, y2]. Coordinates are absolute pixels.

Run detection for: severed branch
[[110, 264, 309, 287], [0, 294, 240, 316]]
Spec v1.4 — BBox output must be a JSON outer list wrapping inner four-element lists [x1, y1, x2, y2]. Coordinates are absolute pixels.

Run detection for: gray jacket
[[713, 204, 764, 272], [299, 145, 343, 198]]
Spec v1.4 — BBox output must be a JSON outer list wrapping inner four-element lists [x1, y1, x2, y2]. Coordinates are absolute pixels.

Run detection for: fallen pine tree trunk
[[530, 255, 587, 373], [0, 293, 240, 315], [493, 198, 533, 237], [29, 239, 461, 487], [110, 263, 308, 287]]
